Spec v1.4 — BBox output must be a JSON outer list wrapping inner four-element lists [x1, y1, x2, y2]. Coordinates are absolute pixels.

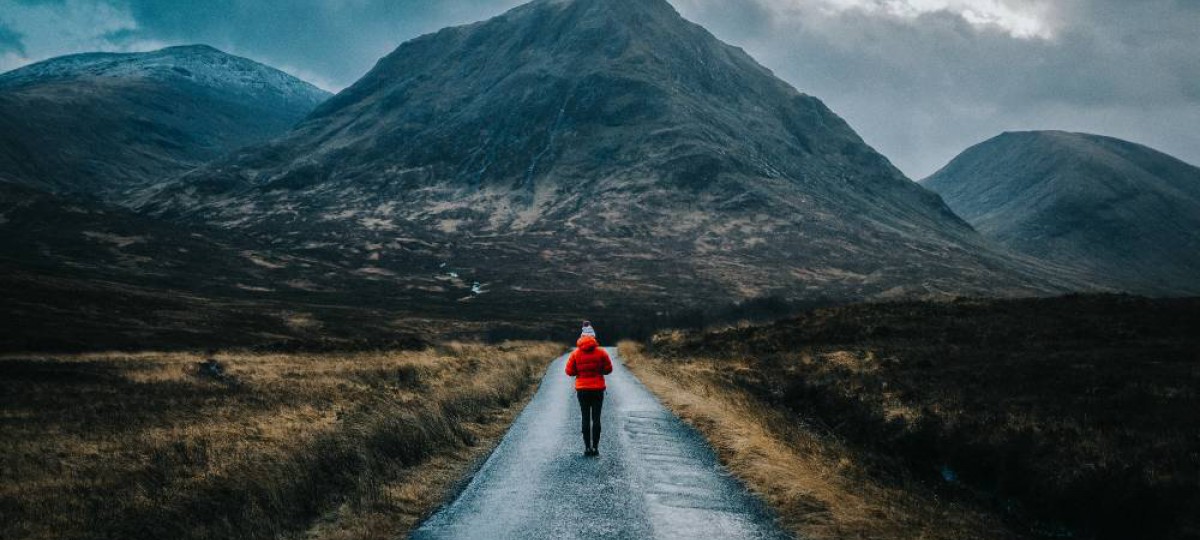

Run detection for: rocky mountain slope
[[0, 45, 359, 350], [924, 131, 1200, 295], [0, 45, 330, 200], [142, 0, 1080, 317], [0, 180, 442, 351]]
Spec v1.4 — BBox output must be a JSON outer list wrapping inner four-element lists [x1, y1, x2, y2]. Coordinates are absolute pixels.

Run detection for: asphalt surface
[[411, 348, 794, 540]]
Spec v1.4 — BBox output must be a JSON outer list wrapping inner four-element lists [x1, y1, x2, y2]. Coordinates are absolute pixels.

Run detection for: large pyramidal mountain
[[145, 0, 1076, 314], [0, 45, 330, 201], [925, 131, 1200, 295]]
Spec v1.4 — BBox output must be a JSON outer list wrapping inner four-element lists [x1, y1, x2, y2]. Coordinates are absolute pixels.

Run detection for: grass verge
[[624, 294, 1200, 540], [1, 342, 561, 540], [621, 340, 1017, 540]]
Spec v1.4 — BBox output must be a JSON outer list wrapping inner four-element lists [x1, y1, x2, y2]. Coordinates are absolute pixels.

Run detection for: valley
[[1, 0, 1198, 538]]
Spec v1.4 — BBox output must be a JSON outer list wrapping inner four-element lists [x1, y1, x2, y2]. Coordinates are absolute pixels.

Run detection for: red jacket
[[565, 336, 612, 391]]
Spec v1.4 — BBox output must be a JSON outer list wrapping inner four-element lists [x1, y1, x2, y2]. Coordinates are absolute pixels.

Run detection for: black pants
[[577, 390, 604, 449]]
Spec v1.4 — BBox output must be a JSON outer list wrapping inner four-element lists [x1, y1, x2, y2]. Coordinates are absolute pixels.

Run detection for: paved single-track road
[[412, 348, 793, 540]]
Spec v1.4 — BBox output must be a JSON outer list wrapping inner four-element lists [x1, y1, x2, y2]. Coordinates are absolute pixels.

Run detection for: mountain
[[0, 44, 372, 350], [0, 179, 445, 351], [141, 0, 1079, 316], [0, 45, 330, 200], [924, 131, 1200, 296]]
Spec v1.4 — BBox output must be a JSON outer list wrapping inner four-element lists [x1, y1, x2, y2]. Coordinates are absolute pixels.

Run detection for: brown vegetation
[[621, 341, 1017, 540], [0, 342, 561, 540], [628, 294, 1200, 540]]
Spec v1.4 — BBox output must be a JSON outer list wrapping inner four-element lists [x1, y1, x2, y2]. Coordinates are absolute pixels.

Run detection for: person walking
[[565, 334, 612, 457]]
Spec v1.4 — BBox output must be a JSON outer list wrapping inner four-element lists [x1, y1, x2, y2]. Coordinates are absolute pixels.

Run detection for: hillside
[[0, 181, 437, 352], [645, 295, 1200, 539], [924, 131, 1200, 295], [141, 0, 1081, 320], [0, 45, 329, 200]]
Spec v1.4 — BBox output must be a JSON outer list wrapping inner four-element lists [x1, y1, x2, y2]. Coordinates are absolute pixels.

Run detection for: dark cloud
[[674, 0, 1200, 176], [0, 22, 25, 55], [0, 0, 525, 90], [1, 0, 1197, 177], [112, 0, 525, 90]]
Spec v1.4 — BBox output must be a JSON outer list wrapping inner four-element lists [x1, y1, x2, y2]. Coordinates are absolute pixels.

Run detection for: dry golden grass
[[645, 296, 1200, 539], [620, 340, 1018, 540], [1, 341, 562, 540]]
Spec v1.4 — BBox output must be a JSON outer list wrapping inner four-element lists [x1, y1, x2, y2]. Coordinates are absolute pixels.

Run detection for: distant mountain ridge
[[0, 45, 359, 350], [0, 45, 328, 105], [0, 44, 330, 200], [140, 0, 1079, 316], [924, 130, 1200, 295]]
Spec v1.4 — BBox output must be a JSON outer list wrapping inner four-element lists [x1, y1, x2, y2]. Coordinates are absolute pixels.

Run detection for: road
[[411, 348, 794, 540]]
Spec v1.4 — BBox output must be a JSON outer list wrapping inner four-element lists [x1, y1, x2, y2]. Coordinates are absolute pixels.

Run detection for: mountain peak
[[940, 130, 1200, 196], [995, 130, 1118, 146], [0, 45, 329, 104], [0, 44, 331, 199], [925, 131, 1200, 295], [531, 0, 679, 15], [312, 0, 781, 124], [144, 0, 1068, 309]]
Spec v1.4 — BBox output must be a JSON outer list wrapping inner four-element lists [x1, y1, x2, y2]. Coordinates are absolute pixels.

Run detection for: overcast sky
[[1, 0, 1197, 178]]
